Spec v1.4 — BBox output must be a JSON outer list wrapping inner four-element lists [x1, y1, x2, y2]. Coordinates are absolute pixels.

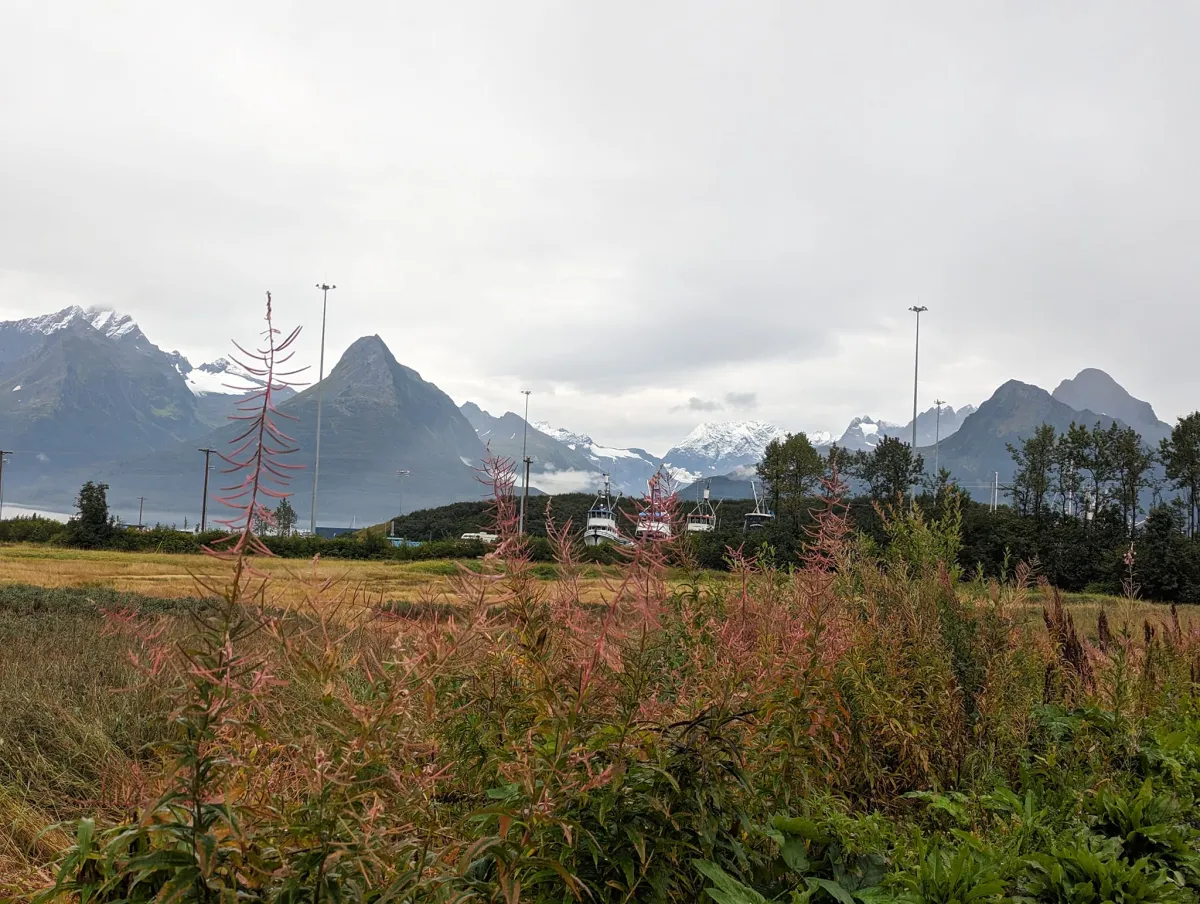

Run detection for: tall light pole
[[908, 305, 927, 505], [908, 305, 927, 452], [933, 399, 945, 476], [518, 389, 531, 534], [198, 448, 215, 532], [137, 496, 146, 529], [396, 469, 411, 517], [311, 282, 336, 535]]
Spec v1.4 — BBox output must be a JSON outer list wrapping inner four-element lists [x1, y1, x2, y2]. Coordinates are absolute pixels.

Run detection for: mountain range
[[0, 304, 1178, 523]]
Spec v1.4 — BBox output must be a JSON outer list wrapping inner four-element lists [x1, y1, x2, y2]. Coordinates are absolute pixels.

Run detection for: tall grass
[[9, 301, 1200, 901]]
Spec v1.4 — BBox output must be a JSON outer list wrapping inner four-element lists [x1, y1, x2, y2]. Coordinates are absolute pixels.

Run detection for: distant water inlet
[[0, 502, 71, 522]]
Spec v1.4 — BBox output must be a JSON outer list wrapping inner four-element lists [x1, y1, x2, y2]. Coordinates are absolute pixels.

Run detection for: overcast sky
[[3, 1, 1199, 455]]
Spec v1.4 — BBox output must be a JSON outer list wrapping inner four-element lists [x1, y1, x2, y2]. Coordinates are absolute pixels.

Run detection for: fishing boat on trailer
[[743, 479, 775, 532], [685, 480, 718, 533], [635, 470, 673, 541], [582, 474, 630, 547]]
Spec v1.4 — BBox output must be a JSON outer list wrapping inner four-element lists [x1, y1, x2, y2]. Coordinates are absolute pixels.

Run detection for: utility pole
[[933, 399, 945, 476], [311, 282, 336, 535], [518, 389, 531, 534], [522, 456, 532, 534], [0, 450, 10, 520], [137, 496, 146, 529], [396, 469, 411, 517], [198, 448, 215, 532], [908, 305, 927, 506]]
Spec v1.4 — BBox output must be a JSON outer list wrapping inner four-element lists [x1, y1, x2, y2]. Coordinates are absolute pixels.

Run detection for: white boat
[[635, 470, 673, 541], [743, 479, 775, 532], [685, 480, 718, 533], [583, 474, 630, 547], [461, 531, 499, 544]]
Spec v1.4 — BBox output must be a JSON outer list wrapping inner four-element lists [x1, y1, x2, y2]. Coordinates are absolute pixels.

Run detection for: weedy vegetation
[[7, 299, 1200, 903]]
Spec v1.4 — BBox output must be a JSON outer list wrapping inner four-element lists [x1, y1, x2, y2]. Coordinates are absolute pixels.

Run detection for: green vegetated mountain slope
[[82, 335, 492, 526]]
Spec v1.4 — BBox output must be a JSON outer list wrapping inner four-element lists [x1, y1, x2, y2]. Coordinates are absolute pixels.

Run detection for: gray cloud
[[2, 1, 1200, 454], [667, 396, 723, 414], [725, 392, 757, 410]]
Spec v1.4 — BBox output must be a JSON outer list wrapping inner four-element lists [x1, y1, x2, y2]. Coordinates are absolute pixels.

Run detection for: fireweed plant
[[26, 304, 1200, 902]]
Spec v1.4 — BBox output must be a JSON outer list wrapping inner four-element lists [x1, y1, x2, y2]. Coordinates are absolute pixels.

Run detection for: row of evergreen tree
[[747, 412, 1200, 601]]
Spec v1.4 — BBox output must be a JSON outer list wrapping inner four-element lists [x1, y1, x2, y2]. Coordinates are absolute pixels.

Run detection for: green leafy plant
[[892, 841, 1005, 904], [1018, 836, 1186, 904]]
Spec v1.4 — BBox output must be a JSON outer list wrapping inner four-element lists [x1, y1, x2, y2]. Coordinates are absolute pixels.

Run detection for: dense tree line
[[11, 412, 1200, 602]]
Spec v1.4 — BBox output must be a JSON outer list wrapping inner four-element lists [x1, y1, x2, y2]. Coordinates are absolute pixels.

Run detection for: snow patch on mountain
[[533, 421, 594, 448], [172, 357, 259, 396], [808, 430, 836, 446], [834, 416, 904, 451]]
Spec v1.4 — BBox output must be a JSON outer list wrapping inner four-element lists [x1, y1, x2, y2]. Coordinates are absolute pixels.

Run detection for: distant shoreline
[[1, 503, 70, 523]]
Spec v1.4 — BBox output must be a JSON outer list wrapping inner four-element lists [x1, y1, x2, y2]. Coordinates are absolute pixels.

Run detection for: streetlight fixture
[[311, 282, 336, 535], [908, 305, 927, 452], [518, 389, 531, 534]]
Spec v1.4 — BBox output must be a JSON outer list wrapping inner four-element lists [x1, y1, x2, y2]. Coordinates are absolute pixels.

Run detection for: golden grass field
[[0, 542, 1187, 640], [0, 543, 630, 612]]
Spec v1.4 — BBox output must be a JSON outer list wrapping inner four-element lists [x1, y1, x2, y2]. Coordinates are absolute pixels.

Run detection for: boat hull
[[584, 527, 630, 547]]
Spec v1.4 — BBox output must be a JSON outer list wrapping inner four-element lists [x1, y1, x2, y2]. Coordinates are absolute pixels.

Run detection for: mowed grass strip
[[0, 544, 629, 612]]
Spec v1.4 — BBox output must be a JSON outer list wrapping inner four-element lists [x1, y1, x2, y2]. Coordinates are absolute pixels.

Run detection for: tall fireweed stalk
[[28, 307, 1200, 902]]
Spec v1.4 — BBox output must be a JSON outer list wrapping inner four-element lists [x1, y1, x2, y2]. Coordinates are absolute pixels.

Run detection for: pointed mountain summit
[[1052, 368, 1169, 441], [929, 380, 1115, 493], [268, 335, 487, 520], [64, 335, 490, 526]]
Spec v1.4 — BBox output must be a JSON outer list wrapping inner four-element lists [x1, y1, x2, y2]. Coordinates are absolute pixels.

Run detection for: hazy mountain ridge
[[0, 305, 1175, 524], [1052, 368, 1169, 442], [529, 419, 662, 494], [927, 380, 1118, 495], [460, 403, 605, 493]]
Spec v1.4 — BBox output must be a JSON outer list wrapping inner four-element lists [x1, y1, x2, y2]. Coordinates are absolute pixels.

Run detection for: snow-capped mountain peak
[[662, 420, 785, 478], [14, 305, 142, 341], [671, 420, 784, 458]]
